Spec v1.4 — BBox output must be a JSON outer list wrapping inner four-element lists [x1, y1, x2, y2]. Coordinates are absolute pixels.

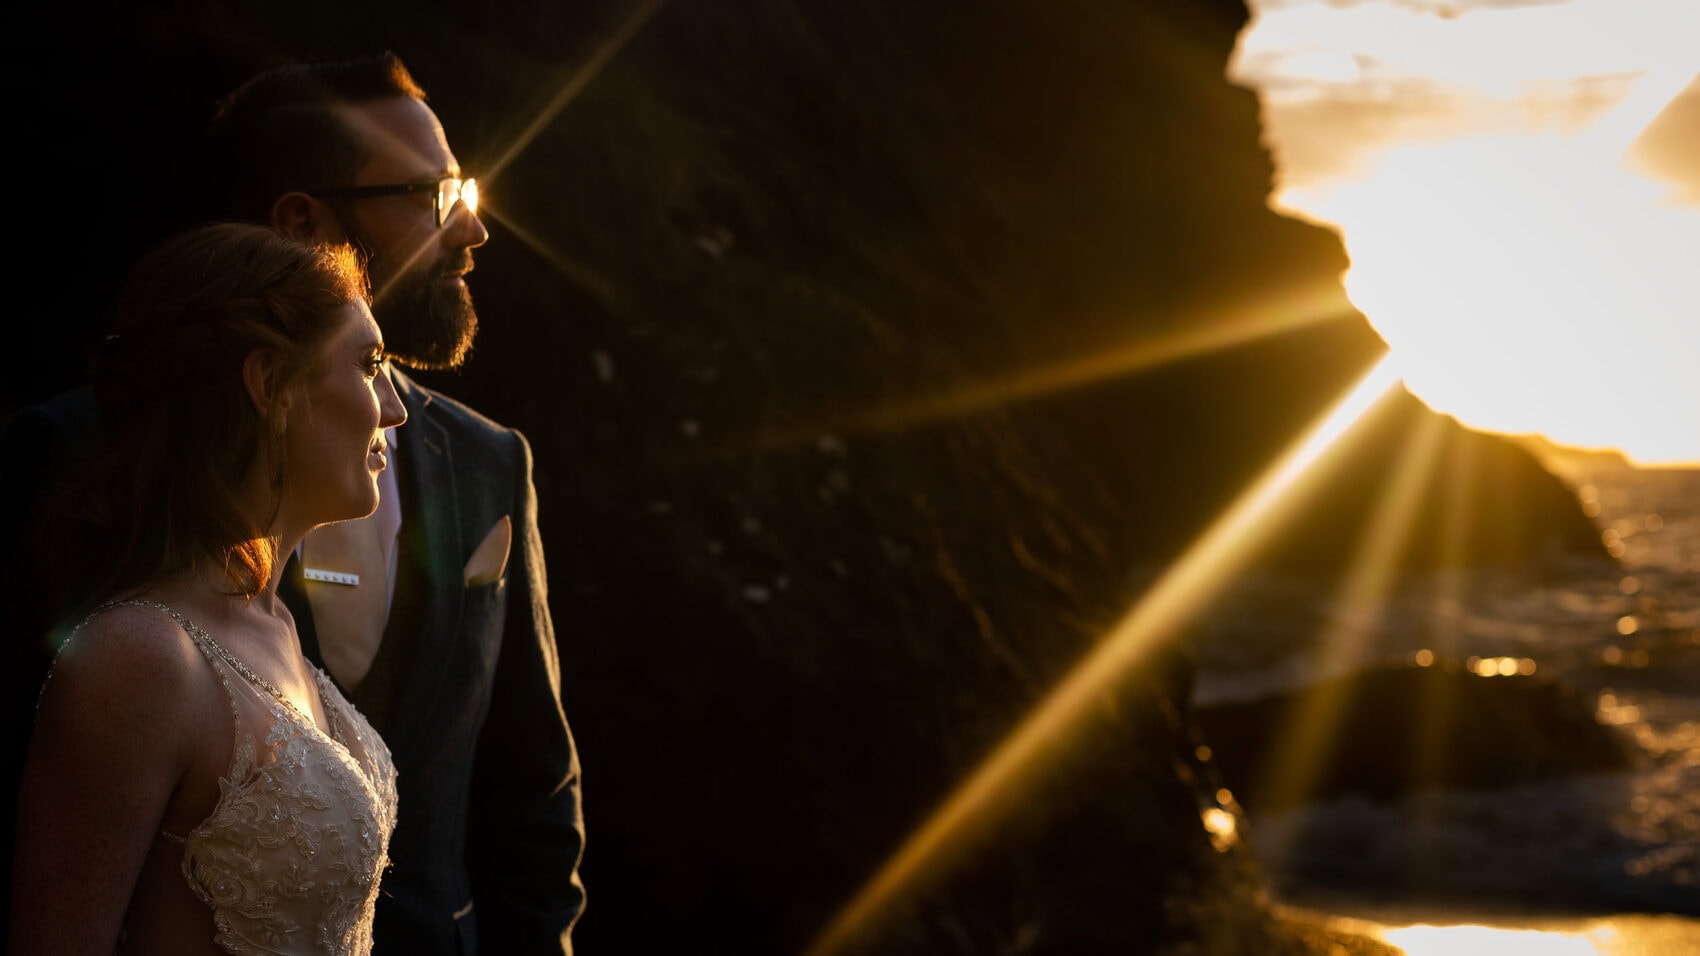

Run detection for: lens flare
[[805, 355, 1404, 955], [1251, 409, 1447, 815], [480, 0, 666, 185], [764, 283, 1360, 448]]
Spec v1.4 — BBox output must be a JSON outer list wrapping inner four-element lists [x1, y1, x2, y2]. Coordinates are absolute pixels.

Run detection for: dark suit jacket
[[2, 372, 585, 954]]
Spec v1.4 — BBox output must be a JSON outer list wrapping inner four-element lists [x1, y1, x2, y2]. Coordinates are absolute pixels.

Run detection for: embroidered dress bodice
[[102, 600, 399, 954]]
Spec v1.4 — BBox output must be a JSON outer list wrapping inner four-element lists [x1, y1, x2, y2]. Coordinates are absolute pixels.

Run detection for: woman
[[10, 222, 407, 953]]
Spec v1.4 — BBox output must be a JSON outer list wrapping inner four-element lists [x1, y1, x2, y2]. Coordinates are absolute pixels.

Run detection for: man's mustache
[[433, 254, 475, 279]]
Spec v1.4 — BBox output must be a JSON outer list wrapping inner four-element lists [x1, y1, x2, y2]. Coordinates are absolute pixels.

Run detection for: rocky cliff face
[[13, 0, 1607, 951]]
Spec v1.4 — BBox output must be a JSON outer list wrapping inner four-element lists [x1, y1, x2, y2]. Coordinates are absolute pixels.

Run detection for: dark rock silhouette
[[8, 0, 1612, 951], [1195, 664, 1640, 815]]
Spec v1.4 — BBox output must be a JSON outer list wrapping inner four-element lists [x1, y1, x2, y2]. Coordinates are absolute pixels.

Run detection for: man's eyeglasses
[[311, 177, 479, 228]]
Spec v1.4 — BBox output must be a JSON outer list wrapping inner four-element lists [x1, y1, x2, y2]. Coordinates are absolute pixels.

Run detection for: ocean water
[[1190, 457, 1700, 919]]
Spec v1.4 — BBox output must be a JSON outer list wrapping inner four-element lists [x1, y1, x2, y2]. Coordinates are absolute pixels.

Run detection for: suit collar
[[390, 366, 435, 417]]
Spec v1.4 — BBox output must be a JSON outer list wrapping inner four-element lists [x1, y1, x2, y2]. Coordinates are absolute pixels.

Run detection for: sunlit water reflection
[[1193, 457, 1700, 924], [1286, 906, 1700, 956], [1383, 924, 1608, 956]]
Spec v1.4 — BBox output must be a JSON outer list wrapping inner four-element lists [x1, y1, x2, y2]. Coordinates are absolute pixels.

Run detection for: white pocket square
[[464, 515, 512, 587]]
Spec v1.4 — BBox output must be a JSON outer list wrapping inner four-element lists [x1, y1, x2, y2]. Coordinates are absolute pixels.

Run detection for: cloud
[[1255, 82, 1466, 186], [1234, 0, 1694, 186], [1236, 0, 1700, 463], [1628, 76, 1700, 204], [1255, 74, 1641, 187]]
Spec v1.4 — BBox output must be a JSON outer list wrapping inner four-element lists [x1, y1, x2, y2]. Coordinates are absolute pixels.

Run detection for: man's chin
[[377, 285, 478, 371]]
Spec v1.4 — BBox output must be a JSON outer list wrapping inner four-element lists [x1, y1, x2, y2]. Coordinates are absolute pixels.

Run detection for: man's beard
[[364, 244, 479, 371]]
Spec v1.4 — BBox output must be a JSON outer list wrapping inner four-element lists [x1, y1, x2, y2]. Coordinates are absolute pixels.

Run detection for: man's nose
[[443, 200, 488, 250]]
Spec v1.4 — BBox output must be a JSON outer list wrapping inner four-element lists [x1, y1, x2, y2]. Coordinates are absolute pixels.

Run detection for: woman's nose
[[377, 366, 408, 428]]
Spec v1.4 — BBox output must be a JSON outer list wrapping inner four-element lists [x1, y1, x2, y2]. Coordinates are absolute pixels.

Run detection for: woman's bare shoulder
[[40, 602, 219, 732]]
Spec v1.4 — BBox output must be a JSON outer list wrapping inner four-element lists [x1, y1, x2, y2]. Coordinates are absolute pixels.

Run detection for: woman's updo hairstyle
[[80, 222, 367, 602]]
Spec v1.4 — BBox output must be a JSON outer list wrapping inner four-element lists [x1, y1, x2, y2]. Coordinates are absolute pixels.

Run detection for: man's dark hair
[[192, 52, 428, 225]]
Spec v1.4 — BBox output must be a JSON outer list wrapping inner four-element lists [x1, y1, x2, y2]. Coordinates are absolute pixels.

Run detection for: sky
[[1230, 0, 1699, 466]]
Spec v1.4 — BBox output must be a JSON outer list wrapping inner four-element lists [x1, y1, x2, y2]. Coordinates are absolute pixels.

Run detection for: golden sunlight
[[770, 282, 1359, 445], [1232, 0, 1700, 465], [1302, 910, 1700, 956], [1251, 410, 1446, 811], [804, 357, 1404, 956], [1381, 923, 1614, 956], [480, 0, 665, 184]]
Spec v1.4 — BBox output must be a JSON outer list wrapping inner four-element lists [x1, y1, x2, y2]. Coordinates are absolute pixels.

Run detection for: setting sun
[[1232, 0, 1699, 465]]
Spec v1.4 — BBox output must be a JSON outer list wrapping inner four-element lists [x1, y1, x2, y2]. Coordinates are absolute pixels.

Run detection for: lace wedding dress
[[95, 600, 399, 954]]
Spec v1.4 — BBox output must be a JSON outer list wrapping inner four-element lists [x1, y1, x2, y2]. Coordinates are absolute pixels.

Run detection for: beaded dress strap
[[86, 600, 245, 847], [101, 599, 322, 735]]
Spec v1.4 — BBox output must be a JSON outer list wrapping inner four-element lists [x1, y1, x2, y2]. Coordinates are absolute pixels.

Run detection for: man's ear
[[271, 191, 343, 242], [242, 349, 289, 425]]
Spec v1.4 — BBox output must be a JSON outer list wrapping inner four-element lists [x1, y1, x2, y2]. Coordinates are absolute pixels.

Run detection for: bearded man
[[214, 54, 584, 954]]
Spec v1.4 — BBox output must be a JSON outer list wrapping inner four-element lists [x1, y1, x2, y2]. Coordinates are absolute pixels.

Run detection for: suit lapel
[[355, 370, 463, 760]]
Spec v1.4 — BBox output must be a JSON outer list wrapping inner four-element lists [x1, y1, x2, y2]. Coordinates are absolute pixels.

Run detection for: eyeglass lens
[[437, 178, 479, 227]]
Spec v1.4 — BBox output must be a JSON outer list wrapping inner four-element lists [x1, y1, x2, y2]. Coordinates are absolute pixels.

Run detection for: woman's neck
[[132, 558, 278, 621], [232, 461, 308, 598]]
